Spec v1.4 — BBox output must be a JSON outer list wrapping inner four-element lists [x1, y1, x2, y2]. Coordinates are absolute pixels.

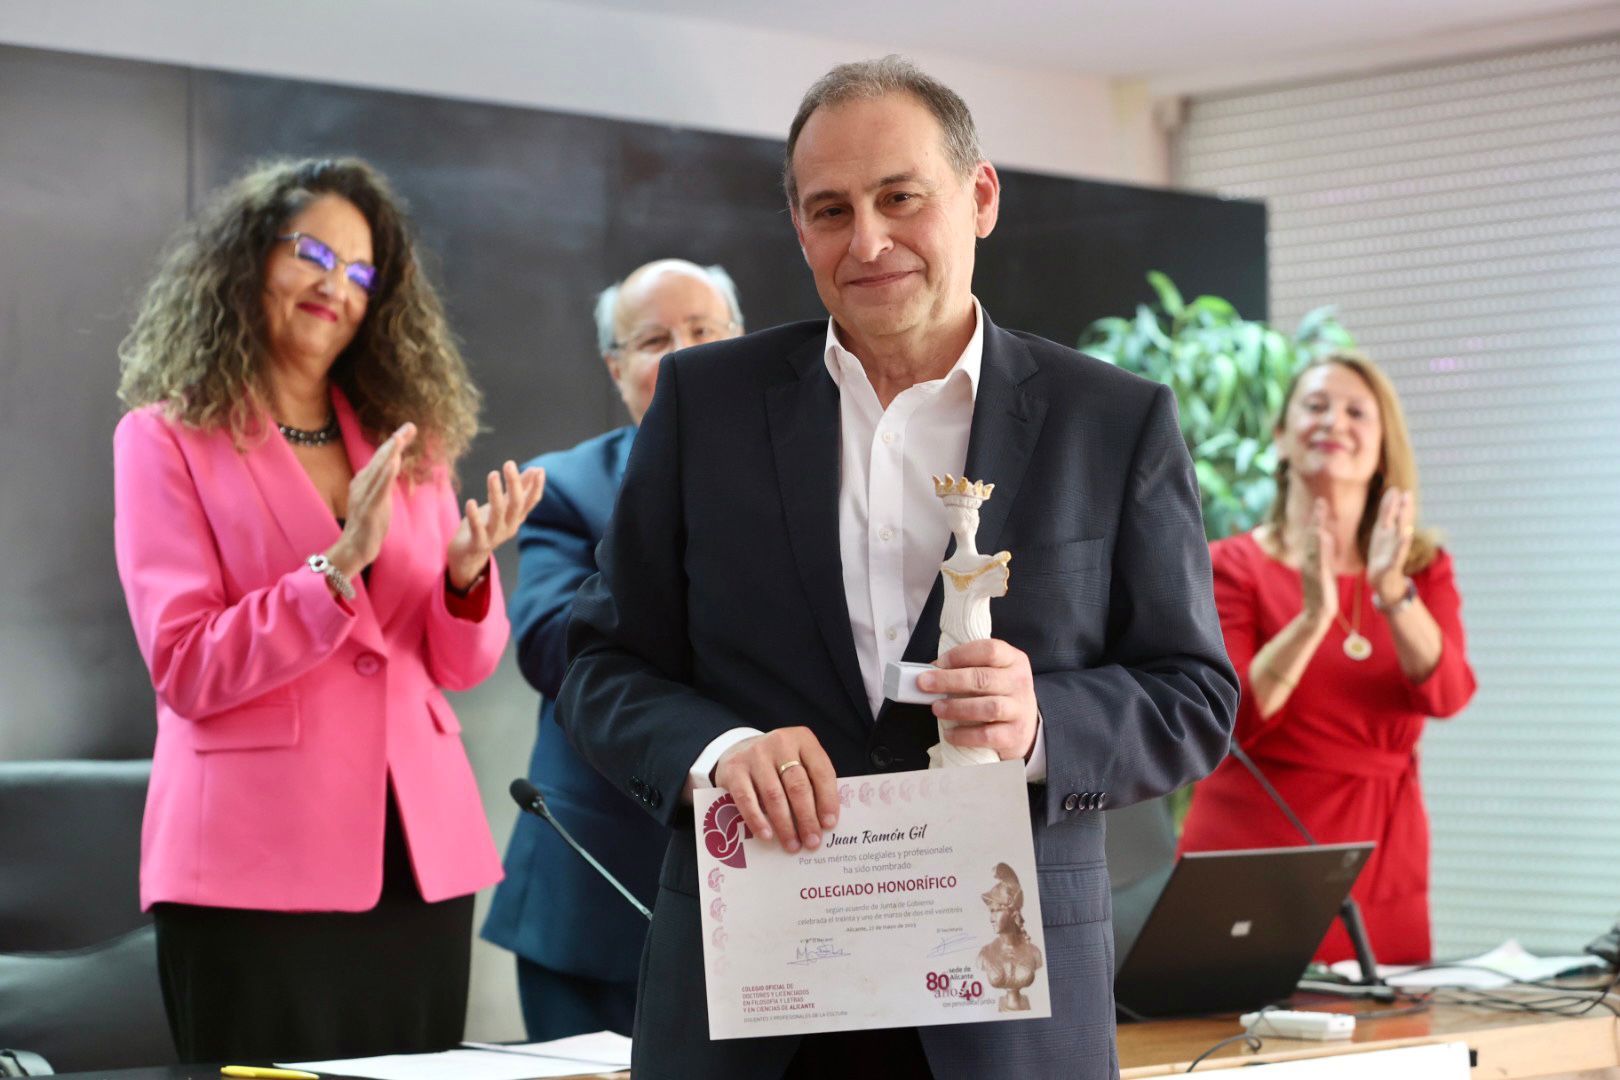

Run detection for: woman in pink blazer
[[113, 158, 542, 1062]]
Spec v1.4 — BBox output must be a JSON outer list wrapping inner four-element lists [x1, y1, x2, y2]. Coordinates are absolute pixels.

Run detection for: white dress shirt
[[686, 300, 1044, 799]]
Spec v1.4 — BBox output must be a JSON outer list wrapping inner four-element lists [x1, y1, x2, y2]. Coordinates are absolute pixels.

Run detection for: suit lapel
[[762, 317, 1047, 744], [765, 337, 875, 734], [897, 317, 1046, 666], [240, 407, 344, 569], [962, 320, 1046, 557], [875, 319, 1048, 769]]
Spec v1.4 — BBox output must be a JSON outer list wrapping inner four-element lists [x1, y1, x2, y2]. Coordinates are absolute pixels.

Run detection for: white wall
[[1149, 3, 1620, 98], [0, 0, 1167, 185]]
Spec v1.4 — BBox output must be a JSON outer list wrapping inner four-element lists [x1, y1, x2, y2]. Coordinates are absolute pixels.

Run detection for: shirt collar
[[822, 297, 984, 401]]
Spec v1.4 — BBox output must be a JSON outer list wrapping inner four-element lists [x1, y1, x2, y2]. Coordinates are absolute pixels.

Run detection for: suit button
[[648, 788, 662, 808], [354, 653, 382, 677], [1063, 793, 1080, 812], [1095, 792, 1107, 809], [630, 777, 645, 796], [870, 746, 894, 769]]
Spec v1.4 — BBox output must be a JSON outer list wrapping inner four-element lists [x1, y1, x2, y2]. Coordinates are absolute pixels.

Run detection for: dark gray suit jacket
[[559, 315, 1237, 1079], [482, 426, 662, 984]]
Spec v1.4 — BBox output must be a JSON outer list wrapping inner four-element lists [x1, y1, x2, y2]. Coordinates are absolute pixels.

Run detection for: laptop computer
[[1112, 842, 1373, 1019]]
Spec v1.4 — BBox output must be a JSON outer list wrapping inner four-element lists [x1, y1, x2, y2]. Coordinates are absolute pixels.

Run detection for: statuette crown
[[932, 474, 995, 507]]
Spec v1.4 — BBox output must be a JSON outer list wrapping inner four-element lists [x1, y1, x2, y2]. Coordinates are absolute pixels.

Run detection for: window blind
[[1173, 37, 1620, 958]]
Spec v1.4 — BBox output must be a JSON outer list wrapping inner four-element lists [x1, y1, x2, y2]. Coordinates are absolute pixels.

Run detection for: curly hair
[[1266, 350, 1439, 575], [117, 157, 479, 478]]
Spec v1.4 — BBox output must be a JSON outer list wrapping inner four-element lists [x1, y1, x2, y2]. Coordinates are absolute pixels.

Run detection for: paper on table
[[463, 1031, 632, 1067], [281, 1047, 621, 1079], [1328, 939, 1605, 989], [1219, 1041, 1469, 1078]]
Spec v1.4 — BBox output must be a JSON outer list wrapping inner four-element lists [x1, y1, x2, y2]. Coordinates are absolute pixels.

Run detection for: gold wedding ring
[[777, 759, 803, 777]]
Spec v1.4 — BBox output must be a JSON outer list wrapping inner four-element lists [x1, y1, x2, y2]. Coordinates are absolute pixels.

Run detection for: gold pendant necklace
[[1337, 575, 1372, 661]]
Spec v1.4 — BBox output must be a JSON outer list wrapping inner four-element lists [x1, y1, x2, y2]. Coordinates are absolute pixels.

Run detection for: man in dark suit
[[482, 259, 743, 1039], [559, 57, 1237, 1078]]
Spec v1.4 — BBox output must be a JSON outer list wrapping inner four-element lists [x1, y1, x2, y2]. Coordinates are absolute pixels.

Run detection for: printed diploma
[[694, 759, 1051, 1039]]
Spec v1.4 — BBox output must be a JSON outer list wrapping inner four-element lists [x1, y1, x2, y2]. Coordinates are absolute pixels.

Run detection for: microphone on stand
[[1228, 744, 1386, 994], [509, 778, 652, 922]]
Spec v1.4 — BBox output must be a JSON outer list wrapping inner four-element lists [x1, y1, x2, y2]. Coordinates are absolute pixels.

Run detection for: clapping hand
[[1300, 497, 1339, 626], [1367, 486, 1415, 605], [446, 460, 545, 590], [328, 423, 416, 577]]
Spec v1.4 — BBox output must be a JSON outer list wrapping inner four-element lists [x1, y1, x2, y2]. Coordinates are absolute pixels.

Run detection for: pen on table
[[220, 1067, 320, 1079]]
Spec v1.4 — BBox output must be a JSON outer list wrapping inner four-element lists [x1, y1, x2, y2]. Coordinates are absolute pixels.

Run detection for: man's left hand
[[916, 639, 1039, 761]]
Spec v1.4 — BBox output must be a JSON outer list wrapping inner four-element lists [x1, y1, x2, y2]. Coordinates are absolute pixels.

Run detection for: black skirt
[[151, 786, 474, 1064]]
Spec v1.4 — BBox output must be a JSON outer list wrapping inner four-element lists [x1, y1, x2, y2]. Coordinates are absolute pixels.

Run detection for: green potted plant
[[1079, 271, 1355, 541], [1078, 273, 1354, 827]]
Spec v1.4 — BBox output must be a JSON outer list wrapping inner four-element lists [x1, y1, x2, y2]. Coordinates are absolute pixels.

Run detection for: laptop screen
[[1113, 842, 1373, 1019]]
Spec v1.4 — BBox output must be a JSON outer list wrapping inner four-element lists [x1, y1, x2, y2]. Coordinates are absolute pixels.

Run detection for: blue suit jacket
[[481, 425, 663, 983], [559, 317, 1238, 1079]]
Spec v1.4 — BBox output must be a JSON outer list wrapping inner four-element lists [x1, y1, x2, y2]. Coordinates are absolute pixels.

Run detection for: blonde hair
[[1267, 350, 1438, 574], [117, 157, 479, 479]]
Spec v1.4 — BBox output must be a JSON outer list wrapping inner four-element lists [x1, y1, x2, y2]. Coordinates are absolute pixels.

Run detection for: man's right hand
[[713, 727, 839, 854]]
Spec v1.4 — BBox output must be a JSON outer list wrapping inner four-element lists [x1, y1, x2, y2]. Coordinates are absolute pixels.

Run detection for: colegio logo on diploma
[[703, 792, 751, 869]]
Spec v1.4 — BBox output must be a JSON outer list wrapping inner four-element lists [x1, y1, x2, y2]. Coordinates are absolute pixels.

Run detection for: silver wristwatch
[[307, 553, 356, 601]]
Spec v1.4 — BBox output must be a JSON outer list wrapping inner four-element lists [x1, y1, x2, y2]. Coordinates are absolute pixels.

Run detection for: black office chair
[[0, 759, 175, 1072]]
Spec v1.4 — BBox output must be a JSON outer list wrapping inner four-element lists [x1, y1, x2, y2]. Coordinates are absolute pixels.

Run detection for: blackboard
[[0, 42, 1264, 759]]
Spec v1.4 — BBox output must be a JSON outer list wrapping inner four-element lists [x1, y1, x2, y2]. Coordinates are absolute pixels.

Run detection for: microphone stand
[[1228, 744, 1387, 996], [509, 778, 652, 922]]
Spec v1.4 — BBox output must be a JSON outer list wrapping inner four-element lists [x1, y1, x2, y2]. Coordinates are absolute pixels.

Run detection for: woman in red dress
[[1178, 351, 1476, 965]]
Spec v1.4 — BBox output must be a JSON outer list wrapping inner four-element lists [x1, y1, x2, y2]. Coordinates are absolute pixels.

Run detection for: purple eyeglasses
[[277, 232, 378, 294]]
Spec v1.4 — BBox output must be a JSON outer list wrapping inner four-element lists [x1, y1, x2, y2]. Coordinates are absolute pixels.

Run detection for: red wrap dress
[[1178, 532, 1476, 964]]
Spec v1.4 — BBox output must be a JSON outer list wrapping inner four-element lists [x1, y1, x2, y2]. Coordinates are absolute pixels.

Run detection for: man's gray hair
[[783, 55, 982, 211], [594, 260, 745, 355]]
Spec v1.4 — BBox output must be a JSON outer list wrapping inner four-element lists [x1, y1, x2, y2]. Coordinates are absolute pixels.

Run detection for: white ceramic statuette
[[927, 475, 1011, 770]]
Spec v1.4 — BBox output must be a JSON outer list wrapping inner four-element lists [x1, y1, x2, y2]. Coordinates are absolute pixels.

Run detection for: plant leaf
[[1210, 353, 1238, 425], [1189, 294, 1237, 322], [1234, 436, 1259, 476], [1294, 304, 1337, 344], [1147, 270, 1185, 318], [1073, 273, 1351, 540]]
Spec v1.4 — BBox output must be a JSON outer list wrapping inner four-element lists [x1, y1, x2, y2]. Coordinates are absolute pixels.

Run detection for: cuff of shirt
[[684, 726, 766, 804], [1024, 708, 1047, 784], [443, 568, 492, 621]]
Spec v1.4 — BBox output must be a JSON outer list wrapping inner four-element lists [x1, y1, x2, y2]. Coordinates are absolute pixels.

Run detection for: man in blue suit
[[482, 259, 744, 1039], [559, 59, 1236, 1078]]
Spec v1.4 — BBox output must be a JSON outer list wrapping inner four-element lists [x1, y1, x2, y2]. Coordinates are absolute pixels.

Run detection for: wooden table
[[1119, 994, 1620, 1077], [49, 995, 1617, 1079]]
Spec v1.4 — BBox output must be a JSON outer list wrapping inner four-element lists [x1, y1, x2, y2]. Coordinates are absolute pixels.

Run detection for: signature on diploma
[[928, 931, 977, 957], [789, 937, 850, 965]]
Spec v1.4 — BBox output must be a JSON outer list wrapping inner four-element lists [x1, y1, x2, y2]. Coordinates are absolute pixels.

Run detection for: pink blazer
[[113, 391, 507, 912]]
